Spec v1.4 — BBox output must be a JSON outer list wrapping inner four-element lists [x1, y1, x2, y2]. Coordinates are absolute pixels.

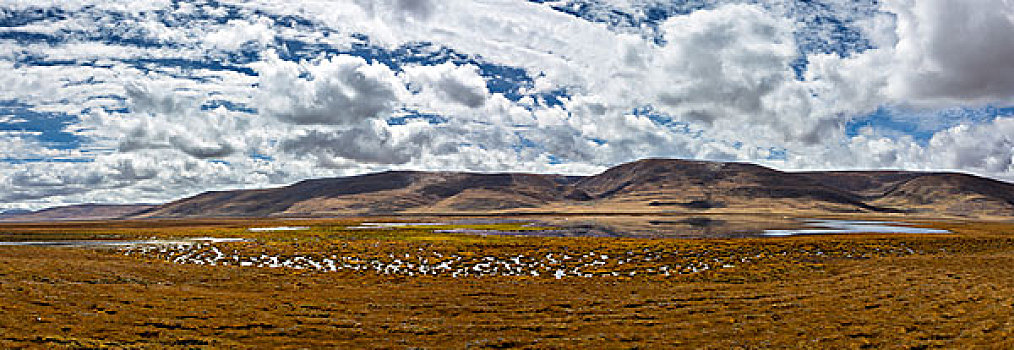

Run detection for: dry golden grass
[[1, 217, 1013, 348]]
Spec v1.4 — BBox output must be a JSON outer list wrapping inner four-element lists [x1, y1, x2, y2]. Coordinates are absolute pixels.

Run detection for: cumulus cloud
[[355, 0, 439, 22], [255, 53, 405, 125], [925, 118, 1014, 173], [884, 0, 1014, 106], [808, 0, 1014, 110], [793, 0, 1014, 176], [403, 63, 489, 108], [124, 81, 194, 117], [169, 136, 237, 159], [648, 4, 811, 138], [279, 120, 443, 166], [780, 116, 1014, 177], [205, 17, 276, 51], [103, 79, 248, 159], [3, 0, 1014, 210]]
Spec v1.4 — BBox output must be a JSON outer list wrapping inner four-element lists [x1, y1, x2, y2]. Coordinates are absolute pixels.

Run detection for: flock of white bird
[[117, 241, 924, 279], [119, 243, 742, 278]]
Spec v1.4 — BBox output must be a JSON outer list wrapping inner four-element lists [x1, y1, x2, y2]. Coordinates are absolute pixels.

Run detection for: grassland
[[1, 216, 1014, 348]]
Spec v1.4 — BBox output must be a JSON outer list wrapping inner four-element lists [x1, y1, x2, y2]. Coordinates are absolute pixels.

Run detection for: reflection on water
[[0, 237, 246, 248], [346, 222, 448, 230], [444, 216, 951, 239], [530, 215, 798, 238], [248, 226, 310, 232], [0, 217, 951, 247], [762, 219, 950, 236]]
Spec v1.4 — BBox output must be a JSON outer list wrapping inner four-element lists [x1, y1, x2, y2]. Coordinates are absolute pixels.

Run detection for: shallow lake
[[247, 226, 310, 232], [426, 216, 951, 239], [762, 219, 950, 236], [0, 237, 246, 248], [0, 217, 951, 247]]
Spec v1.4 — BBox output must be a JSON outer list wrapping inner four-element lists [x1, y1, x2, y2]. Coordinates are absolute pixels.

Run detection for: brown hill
[[872, 173, 1014, 216], [131, 158, 1014, 219], [800, 171, 1014, 217], [570, 159, 883, 214], [795, 171, 927, 198], [136, 171, 587, 218], [0, 204, 154, 222]]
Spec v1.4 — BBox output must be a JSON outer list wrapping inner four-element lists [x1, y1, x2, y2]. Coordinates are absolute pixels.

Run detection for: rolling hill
[[0, 204, 155, 222], [129, 158, 1014, 219], [132, 171, 585, 218]]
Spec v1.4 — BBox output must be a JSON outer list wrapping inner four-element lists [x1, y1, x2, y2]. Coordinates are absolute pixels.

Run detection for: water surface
[[427, 216, 950, 239], [0, 237, 246, 248], [762, 219, 950, 236], [248, 226, 310, 232]]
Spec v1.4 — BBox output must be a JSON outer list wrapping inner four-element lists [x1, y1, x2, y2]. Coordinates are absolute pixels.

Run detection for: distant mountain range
[[5, 158, 1014, 222], [0, 204, 155, 222], [132, 158, 1014, 219]]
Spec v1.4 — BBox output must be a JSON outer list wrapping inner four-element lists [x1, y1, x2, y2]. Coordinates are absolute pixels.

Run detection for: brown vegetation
[[1, 217, 1014, 348]]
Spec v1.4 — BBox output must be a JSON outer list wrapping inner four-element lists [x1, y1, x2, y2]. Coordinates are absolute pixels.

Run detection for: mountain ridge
[[128, 158, 1014, 219], [0, 204, 155, 222]]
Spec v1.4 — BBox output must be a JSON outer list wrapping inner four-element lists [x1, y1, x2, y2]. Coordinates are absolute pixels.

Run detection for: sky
[[1, 0, 1013, 210]]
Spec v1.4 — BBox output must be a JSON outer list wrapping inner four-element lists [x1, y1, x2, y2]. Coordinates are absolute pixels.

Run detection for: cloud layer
[[1, 0, 1013, 209]]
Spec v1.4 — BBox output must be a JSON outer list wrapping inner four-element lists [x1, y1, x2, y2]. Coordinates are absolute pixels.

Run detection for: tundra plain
[[2, 215, 1014, 348]]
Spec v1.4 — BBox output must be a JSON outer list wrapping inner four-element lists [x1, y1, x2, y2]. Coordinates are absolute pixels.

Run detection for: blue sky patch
[[0, 100, 83, 150], [386, 110, 448, 126], [846, 105, 1014, 144]]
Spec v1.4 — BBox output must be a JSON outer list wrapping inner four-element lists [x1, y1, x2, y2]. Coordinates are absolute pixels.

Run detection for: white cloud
[[254, 52, 406, 125], [807, 0, 1014, 110], [884, 0, 1014, 107], [205, 17, 275, 51], [648, 4, 811, 139], [3, 0, 1014, 210], [403, 63, 489, 108], [280, 119, 446, 166], [925, 118, 1014, 173]]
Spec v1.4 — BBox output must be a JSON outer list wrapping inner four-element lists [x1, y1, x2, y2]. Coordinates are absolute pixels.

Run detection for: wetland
[[1, 214, 1012, 348]]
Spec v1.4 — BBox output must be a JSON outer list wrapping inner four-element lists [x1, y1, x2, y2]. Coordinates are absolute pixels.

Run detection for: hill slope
[[801, 171, 1014, 217], [569, 159, 884, 214], [131, 159, 1014, 218], [135, 171, 587, 218], [0, 204, 154, 222]]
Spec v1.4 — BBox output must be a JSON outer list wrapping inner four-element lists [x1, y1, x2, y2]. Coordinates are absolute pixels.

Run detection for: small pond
[[762, 219, 950, 236], [0, 237, 246, 248], [247, 226, 310, 232]]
